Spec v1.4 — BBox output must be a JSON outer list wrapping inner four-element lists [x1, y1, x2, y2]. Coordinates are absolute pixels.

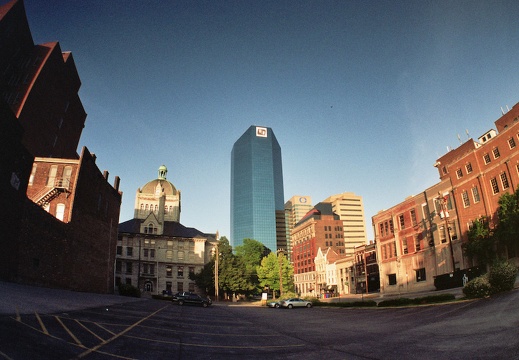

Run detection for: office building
[[284, 195, 312, 260], [323, 192, 368, 255], [230, 125, 285, 252]]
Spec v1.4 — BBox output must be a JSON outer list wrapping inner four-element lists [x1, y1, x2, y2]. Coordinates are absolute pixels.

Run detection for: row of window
[[456, 136, 518, 179], [115, 277, 195, 293], [116, 261, 194, 277], [386, 268, 426, 285], [118, 246, 192, 261]]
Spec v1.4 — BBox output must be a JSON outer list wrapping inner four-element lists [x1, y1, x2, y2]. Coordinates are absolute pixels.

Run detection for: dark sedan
[[172, 292, 212, 307]]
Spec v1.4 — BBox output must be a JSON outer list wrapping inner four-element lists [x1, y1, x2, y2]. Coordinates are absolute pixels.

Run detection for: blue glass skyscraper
[[231, 126, 285, 252]]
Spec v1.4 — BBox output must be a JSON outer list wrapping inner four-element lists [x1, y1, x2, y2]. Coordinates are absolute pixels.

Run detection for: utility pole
[[214, 242, 219, 301]]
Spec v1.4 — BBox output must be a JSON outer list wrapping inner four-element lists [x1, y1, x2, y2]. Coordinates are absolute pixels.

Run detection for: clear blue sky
[[23, 0, 519, 241]]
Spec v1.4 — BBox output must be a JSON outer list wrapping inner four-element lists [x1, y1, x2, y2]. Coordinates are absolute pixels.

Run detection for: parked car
[[279, 298, 313, 309], [172, 292, 212, 307], [267, 301, 280, 308]]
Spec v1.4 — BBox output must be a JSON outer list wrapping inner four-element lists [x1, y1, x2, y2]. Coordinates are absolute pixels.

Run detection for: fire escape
[[32, 177, 71, 206]]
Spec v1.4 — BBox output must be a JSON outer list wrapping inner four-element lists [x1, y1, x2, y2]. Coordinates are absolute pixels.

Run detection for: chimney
[[114, 176, 120, 191], [103, 170, 109, 180]]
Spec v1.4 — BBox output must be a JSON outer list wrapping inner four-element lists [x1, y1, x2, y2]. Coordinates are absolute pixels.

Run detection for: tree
[[189, 259, 215, 295], [257, 252, 294, 298], [463, 217, 495, 268], [494, 186, 519, 256], [234, 238, 270, 293]]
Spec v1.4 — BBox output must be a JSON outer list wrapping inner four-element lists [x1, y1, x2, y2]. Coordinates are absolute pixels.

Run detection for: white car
[[279, 298, 313, 309]]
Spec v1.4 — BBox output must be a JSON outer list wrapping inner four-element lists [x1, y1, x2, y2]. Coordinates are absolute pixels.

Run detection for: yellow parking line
[[93, 322, 116, 336], [35, 312, 49, 335], [76, 305, 169, 359], [55, 316, 83, 347], [75, 319, 106, 342]]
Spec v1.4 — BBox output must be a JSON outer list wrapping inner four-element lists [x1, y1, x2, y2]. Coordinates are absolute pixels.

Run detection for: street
[[0, 288, 518, 359]]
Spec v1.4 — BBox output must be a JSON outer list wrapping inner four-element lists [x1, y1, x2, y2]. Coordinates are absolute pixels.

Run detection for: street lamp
[[214, 242, 219, 301], [438, 192, 456, 273]]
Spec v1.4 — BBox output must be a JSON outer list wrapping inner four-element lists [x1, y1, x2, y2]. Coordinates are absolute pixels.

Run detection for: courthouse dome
[[139, 165, 178, 195]]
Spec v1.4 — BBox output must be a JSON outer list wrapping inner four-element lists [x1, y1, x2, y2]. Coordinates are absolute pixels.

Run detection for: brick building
[[373, 102, 519, 295], [0, 0, 122, 293], [291, 202, 347, 296]]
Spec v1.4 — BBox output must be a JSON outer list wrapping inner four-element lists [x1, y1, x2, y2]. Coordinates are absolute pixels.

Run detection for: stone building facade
[[117, 166, 217, 296]]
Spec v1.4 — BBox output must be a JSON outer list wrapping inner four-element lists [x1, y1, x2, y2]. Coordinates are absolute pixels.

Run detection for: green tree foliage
[[257, 252, 294, 298], [234, 238, 270, 292], [494, 186, 519, 252], [463, 217, 496, 268], [189, 259, 215, 296]]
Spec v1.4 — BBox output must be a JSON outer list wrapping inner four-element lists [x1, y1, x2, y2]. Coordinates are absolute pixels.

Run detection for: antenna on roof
[[466, 129, 470, 140], [457, 134, 462, 145], [507, 105, 510, 112], [501, 106, 505, 115]]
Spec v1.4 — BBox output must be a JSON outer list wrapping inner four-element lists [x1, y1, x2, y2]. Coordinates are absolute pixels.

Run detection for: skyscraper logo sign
[[256, 126, 268, 137]]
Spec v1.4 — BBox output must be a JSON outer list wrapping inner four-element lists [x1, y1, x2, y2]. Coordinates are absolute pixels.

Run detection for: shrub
[[463, 275, 492, 299], [377, 298, 413, 307], [411, 294, 456, 305], [488, 261, 518, 294], [118, 284, 141, 298], [313, 300, 377, 308]]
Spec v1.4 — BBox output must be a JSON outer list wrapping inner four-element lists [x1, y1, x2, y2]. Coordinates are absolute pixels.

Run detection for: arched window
[[148, 223, 154, 234]]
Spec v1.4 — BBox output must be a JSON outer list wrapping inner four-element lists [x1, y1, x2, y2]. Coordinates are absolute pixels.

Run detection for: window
[[178, 251, 184, 261], [56, 203, 65, 221], [402, 238, 408, 254], [166, 250, 173, 260], [143, 249, 149, 257], [126, 262, 132, 274], [456, 168, 463, 179], [382, 245, 387, 260], [116, 246, 122, 255], [398, 214, 405, 229], [500, 172, 510, 190], [115, 260, 122, 272], [416, 268, 426, 282], [150, 249, 155, 258], [472, 187, 480, 203], [491, 177, 499, 195], [29, 164, 37, 185], [63, 166, 72, 188], [465, 163, 473, 174], [414, 235, 421, 252], [410, 209, 417, 226], [509, 137, 516, 149], [166, 266, 172, 277], [492, 147, 500, 159], [126, 247, 133, 257], [177, 266, 184, 278], [462, 191, 470, 207], [46, 165, 58, 186], [388, 274, 397, 285], [483, 153, 491, 164]]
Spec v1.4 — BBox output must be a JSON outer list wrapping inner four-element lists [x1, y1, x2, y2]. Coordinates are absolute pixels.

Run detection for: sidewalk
[[0, 281, 143, 315]]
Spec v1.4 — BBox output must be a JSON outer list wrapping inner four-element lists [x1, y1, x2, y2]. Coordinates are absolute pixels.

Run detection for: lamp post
[[438, 192, 456, 273], [214, 243, 219, 301]]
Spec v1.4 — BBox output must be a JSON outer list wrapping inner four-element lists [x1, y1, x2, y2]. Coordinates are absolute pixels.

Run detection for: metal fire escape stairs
[[32, 178, 71, 207]]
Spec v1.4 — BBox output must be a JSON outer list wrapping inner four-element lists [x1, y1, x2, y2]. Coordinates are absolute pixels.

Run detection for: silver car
[[279, 298, 313, 309]]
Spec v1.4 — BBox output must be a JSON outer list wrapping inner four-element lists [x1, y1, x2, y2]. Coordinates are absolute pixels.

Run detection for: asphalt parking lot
[[0, 281, 518, 359]]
